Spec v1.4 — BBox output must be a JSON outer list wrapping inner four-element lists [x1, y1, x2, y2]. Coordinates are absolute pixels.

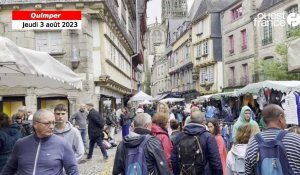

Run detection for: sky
[[147, 0, 195, 24]]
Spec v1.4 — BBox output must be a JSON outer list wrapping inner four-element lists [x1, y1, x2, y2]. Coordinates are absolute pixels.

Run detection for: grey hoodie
[[54, 121, 84, 162], [226, 144, 247, 175]]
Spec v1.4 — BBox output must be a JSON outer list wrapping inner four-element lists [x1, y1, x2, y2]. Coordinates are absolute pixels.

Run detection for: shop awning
[[128, 91, 153, 102], [236, 80, 300, 95], [0, 36, 82, 90]]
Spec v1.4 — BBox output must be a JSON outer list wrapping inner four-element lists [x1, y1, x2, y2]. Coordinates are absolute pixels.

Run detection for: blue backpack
[[255, 131, 294, 175], [125, 135, 151, 175]]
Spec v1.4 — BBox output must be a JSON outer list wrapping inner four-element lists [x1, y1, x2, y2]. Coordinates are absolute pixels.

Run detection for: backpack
[[232, 153, 245, 175], [177, 133, 205, 175], [255, 131, 294, 175], [125, 135, 151, 175]]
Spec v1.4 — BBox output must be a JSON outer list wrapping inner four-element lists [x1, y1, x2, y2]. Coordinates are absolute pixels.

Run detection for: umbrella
[[0, 36, 82, 90], [128, 91, 153, 102], [160, 98, 185, 103]]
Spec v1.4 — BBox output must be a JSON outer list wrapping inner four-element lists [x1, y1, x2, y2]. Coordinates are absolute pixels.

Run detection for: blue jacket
[[171, 123, 223, 175], [0, 123, 22, 172], [1, 134, 78, 175]]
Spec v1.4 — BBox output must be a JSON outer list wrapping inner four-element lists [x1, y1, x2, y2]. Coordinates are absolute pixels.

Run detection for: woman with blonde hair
[[151, 112, 173, 173], [226, 123, 258, 175], [156, 102, 175, 134]]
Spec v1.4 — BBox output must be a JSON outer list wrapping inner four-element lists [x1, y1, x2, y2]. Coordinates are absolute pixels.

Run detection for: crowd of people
[[1, 101, 300, 175], [113, 102, 300, 175]]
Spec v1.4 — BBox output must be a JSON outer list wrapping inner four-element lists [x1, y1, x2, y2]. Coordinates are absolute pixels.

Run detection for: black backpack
[[177, 133, 205, 175]]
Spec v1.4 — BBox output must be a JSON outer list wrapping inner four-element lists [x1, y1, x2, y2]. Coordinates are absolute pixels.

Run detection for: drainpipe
[[130, 53, 138, 94]]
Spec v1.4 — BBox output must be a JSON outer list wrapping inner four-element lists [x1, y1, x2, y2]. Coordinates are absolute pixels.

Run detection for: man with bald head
[[113, 113, 171, 175], [1, 109, 78, 175], [171, 111, 223, 175], [245, 104, 300, 174]]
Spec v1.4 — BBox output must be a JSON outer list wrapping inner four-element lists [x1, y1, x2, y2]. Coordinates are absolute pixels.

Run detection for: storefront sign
[[12, 10, 81, 30]]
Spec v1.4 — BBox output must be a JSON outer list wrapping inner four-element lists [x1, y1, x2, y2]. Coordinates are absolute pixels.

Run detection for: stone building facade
[[145, 22, 166, 96], [221, 0, 259, 90], [0, 0, 148, 116], [161, 0, 188, 23]]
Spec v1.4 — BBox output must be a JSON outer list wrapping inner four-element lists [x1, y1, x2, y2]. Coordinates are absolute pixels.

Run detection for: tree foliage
[[253, 28, 300, 81]]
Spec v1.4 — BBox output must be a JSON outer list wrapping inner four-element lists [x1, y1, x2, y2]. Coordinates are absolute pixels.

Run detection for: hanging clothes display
[[282, 91, 300, 125]]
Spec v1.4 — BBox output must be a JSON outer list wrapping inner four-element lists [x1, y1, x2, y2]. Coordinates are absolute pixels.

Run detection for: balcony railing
[[240, 76, 249, 86], [228, 79, 236, 87]]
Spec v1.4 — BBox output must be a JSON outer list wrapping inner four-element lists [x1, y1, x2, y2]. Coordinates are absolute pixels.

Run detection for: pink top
[[215, 134, 227, 175]]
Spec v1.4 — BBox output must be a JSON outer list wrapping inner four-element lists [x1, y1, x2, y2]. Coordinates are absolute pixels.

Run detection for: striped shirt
[[245, 128, 300, 175]]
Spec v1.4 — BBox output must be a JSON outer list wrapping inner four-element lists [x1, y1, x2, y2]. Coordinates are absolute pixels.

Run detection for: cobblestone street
[[78, 132, 121, 175]]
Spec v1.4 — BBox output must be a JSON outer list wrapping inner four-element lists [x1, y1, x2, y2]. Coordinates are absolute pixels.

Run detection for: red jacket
[[151, 123, 173, 173]]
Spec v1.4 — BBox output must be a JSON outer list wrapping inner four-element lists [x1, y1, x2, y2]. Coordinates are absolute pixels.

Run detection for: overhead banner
[[12, 10, 82, 30]]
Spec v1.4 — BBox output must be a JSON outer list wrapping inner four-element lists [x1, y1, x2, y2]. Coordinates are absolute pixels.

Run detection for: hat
[[136, 108, 144, 114]]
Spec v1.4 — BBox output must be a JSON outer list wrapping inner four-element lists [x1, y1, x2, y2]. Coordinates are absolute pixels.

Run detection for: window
[[262, 20, 272, 45], [241, 30, 247, 49], [202, 41, 208, 55], [286, 5, 299, 38], [229, 66, 235, 86], [207, 66, 214, 83], [200, 68, 207, 84], [35, 31, 63, 53], [229, 35, 234, 54], [196, 44, 202, 58], [231, 5, 242, 21], [197, 21, 203, 35]]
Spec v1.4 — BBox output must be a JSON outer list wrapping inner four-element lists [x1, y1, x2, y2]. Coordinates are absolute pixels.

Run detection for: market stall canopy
[[210, 92, 237, 100], [236, 80, 300, 95], [0, 36, 82, 90], [160, 98, 185, 103], [128, 91, 153, 102], [139, 100, 152, 105], [192, 95, 212, 103]]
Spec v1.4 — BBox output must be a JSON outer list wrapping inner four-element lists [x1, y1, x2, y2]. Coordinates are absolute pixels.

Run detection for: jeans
[[88, 136, 108, 158], [79, 128, 87, 147]]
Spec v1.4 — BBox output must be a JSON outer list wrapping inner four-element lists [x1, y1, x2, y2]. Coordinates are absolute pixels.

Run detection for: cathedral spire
[[161, 0, 188, 23]]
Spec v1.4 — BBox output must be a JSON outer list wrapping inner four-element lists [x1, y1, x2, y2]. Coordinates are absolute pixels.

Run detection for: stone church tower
[[161, 0, 188, 23]]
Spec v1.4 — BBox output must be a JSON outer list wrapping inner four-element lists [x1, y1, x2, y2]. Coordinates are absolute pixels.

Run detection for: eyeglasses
[[35, 121, 56, 127], [55, 113, 66, 116]]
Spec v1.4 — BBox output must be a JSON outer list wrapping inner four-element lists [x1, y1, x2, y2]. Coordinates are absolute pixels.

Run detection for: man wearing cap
[[85, 103, 108, 160]]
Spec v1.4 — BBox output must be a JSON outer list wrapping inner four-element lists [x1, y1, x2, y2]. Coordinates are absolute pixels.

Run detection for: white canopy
[[236, 80, 300, 95], [192, 95, 212, 103], [0, 36, 82, 90], [139, 100, 152, 105], [160, 98, 185, 103], [128, 91, 153, 102]]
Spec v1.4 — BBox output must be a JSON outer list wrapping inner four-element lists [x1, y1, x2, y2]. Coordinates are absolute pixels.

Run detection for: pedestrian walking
[[245, 104, 300, 175], [85, 103, 108, 160], [151, 112, 174, 173], [0, 113, 22, 172], [69, 104, 88, 149], [226, 123, 254, 175], [54, 104, 84, 162], [112, 113, 171, 175], [1, 109, 79, 175], [232, 106, 260, 142], [207, 119, 227, 175], [171, 111, 223, 175], [120, 108, 131, 138], [106, 108, 118, 145]]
